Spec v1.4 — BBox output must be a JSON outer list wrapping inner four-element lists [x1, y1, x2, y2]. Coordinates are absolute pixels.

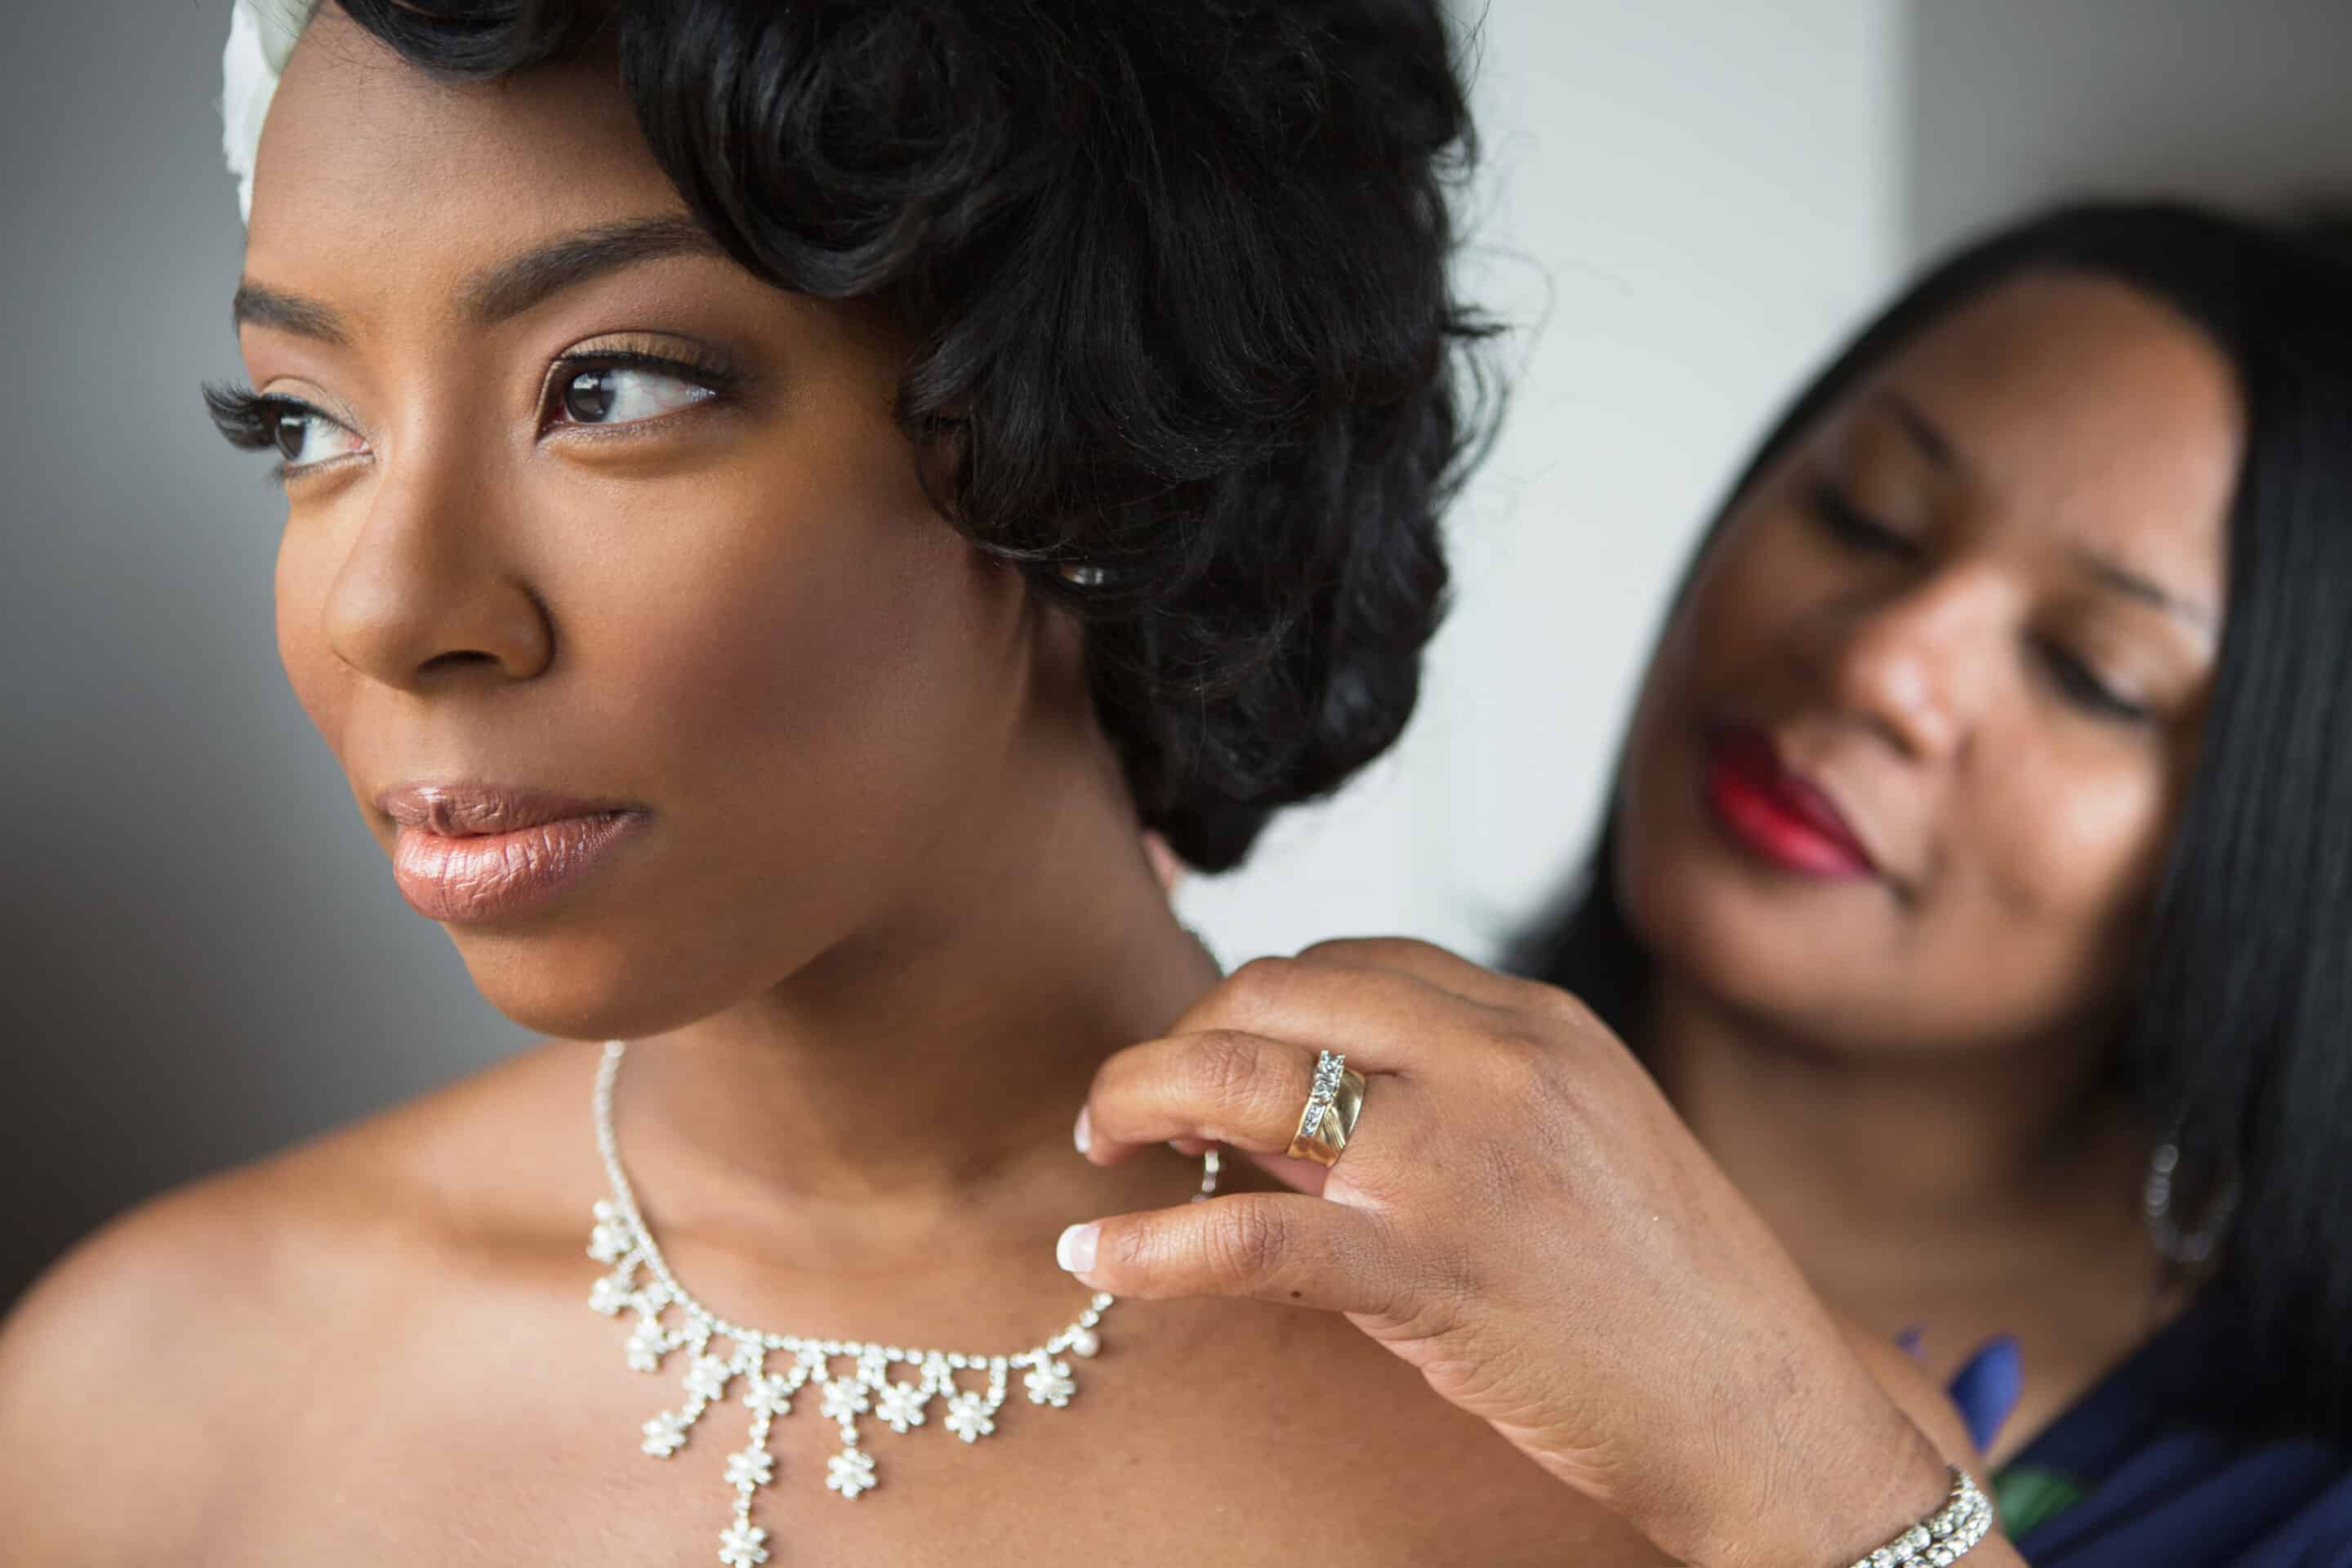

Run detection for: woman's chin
[[1619, 845, 1894, 1032], [437, 929, 737, 1045]]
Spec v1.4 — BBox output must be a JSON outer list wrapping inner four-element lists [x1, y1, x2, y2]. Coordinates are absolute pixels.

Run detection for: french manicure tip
[[1056, 1222, 1099, 1274], [1073, 1105, 1092, 1155]]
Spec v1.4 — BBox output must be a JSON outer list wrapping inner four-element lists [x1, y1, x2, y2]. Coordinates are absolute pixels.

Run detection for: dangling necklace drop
[[584, 1039, 1219, 1566]]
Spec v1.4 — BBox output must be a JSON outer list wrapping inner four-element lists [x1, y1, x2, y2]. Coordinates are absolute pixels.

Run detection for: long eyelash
[[551, 345, 746, 393], [202, 345, 740, 487], [203, 381, 296, 451], [541, 346, 748, 428]]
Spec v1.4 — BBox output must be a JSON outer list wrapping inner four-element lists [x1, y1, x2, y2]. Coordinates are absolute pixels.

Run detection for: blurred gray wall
[[1909, 0, 2352, 261], [11, 1, 2352, 1310], [0, 2, 532, 1307]]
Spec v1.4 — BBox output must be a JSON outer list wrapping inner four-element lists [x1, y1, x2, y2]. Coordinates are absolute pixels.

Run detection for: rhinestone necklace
[[586, 1038, 1219, 1567]]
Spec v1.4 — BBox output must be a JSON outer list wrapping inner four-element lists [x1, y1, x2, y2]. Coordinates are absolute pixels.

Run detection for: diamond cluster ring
[[1284, 1049, 1367, 1167]]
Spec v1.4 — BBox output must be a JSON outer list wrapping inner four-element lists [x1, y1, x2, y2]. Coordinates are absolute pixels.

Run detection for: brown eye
[[274, 410, 310, 463], [563, 369, 617, 424], [549, 360, 715, 430], [267, 403, 364, 470]]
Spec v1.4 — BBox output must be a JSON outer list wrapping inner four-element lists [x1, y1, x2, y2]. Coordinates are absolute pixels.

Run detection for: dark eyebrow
[[231, 283, 350, 344], [1853, 388, 2216, 632], [1872, 390, 1957, 473], [457, 216, 728, 323], [230, 216, 728, 344], [2071, 547, 2216, 632]]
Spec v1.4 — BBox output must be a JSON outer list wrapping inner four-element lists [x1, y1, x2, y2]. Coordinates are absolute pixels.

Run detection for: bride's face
[[228, 12, 1047, 1039]]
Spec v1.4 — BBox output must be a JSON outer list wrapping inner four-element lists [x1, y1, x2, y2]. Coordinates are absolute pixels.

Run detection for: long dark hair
[[1511, 203, 2352, 1443]]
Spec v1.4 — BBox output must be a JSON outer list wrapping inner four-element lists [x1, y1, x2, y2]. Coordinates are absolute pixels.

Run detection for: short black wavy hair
[[323, 0, 1492, 871]]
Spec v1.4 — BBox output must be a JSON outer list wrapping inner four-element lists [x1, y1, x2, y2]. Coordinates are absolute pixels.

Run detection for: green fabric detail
[[1993, 1464, 2088, 1535]]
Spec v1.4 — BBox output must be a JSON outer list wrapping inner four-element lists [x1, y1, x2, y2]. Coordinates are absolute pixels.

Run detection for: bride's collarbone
[[50, 1053, 1652, 1566], [203, 1245, 1658, 1565]]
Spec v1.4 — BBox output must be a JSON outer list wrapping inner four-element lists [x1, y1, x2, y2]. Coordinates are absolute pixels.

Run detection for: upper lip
[[1722, 726, 1887, 875], [375, 783, 637, 838]]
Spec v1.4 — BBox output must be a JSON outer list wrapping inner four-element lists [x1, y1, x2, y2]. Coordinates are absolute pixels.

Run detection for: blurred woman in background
[[1068, 198, 2352, 1568], [1508, 202, 2352, 1559]]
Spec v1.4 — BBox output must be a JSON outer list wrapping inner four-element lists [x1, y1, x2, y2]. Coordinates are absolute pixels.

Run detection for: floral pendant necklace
[[585, 1039, 1219, 1567]]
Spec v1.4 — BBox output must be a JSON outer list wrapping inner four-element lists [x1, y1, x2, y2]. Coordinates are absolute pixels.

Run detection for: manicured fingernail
[[1056, 1222, 1098, 1274], [1073, 1106, 1092, 1155]]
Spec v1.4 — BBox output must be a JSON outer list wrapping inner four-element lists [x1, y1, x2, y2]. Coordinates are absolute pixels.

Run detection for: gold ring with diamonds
[[1285, 1049, 1366, 1167]]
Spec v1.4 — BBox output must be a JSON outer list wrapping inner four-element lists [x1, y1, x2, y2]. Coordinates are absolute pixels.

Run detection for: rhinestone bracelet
[[1843, 1466, 1995, 1568]]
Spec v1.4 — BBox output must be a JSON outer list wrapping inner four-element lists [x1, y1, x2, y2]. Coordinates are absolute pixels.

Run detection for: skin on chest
[[187, 1289, 1663, 1566]]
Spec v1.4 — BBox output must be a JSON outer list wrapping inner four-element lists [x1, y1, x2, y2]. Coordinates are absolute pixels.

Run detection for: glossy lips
[[378, 785, 644, 923], [1701, 727, 1878, 880]]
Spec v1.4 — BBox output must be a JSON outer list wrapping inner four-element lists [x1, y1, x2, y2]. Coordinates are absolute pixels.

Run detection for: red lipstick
[[1701, 728, 1877, 880], [376, 785, 644, 924]]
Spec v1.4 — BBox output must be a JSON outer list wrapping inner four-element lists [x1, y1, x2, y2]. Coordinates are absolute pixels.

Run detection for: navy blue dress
[[1946, 1303, 2352, 1563]]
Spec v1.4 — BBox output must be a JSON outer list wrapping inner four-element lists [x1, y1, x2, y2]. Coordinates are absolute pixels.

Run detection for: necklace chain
[[586, 1038, 1218, 1567]]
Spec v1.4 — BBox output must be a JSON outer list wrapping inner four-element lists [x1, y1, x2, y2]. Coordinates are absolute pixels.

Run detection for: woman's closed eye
[[1806, 479, 1921, 557], [2035, 639, 2151, 724]]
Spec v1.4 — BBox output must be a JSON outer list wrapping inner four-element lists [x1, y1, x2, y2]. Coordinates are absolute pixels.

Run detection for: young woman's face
[[231, 14, 1061, 1040], [1615, 273, 2238, 1055]]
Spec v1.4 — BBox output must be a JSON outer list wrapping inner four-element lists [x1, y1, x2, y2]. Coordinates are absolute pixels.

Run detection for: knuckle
[[1105, 1218, 1158, 1276], [1205, 1201, 1289, 1284], [1525, 979, 1605, 1036], [1469, 1024, 1580, 1165], [1218, 956, 1298, 1023], [1469, 1020, 1550, 1097], [1183, 1030, 1270, 1107]]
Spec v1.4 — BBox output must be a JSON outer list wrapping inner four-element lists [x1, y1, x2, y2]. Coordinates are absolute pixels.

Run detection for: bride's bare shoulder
[[0, 1035, 600, 1560]]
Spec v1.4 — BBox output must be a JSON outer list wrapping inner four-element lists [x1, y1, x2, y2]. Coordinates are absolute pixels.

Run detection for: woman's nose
[[318, 455, 553, 693], [1806, 566, 2006, 765]]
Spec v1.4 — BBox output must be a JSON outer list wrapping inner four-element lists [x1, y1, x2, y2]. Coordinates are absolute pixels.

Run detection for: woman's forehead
[[1838, 274, 2238, 590], [248, 7, 666, 270], [1869, 273, 2240, 456]]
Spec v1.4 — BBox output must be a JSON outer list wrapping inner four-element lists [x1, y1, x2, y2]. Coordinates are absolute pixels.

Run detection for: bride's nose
[[318, 439, 554, 692]]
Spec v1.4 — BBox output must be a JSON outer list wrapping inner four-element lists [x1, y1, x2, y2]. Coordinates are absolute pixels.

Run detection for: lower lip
[[1700, 735, 1875, 880], [390, 813, 643, 924]]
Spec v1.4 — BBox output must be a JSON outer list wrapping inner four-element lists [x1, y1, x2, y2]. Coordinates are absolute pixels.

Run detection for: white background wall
[[1178, 0, 1909, 966]]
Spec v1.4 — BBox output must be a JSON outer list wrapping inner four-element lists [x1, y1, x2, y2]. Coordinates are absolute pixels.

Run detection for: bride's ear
[[1143, 831, 1186, 896]]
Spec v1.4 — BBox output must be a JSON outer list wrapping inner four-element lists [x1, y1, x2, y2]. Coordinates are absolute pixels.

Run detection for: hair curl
[[325, 0, 1493, 871]]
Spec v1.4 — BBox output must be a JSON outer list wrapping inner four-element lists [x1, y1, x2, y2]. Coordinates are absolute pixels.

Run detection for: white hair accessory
[[221, 0, 310, 224]]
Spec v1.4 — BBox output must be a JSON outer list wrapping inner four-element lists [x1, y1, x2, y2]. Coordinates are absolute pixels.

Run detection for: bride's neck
[[612, 766, 1218, 1235]]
